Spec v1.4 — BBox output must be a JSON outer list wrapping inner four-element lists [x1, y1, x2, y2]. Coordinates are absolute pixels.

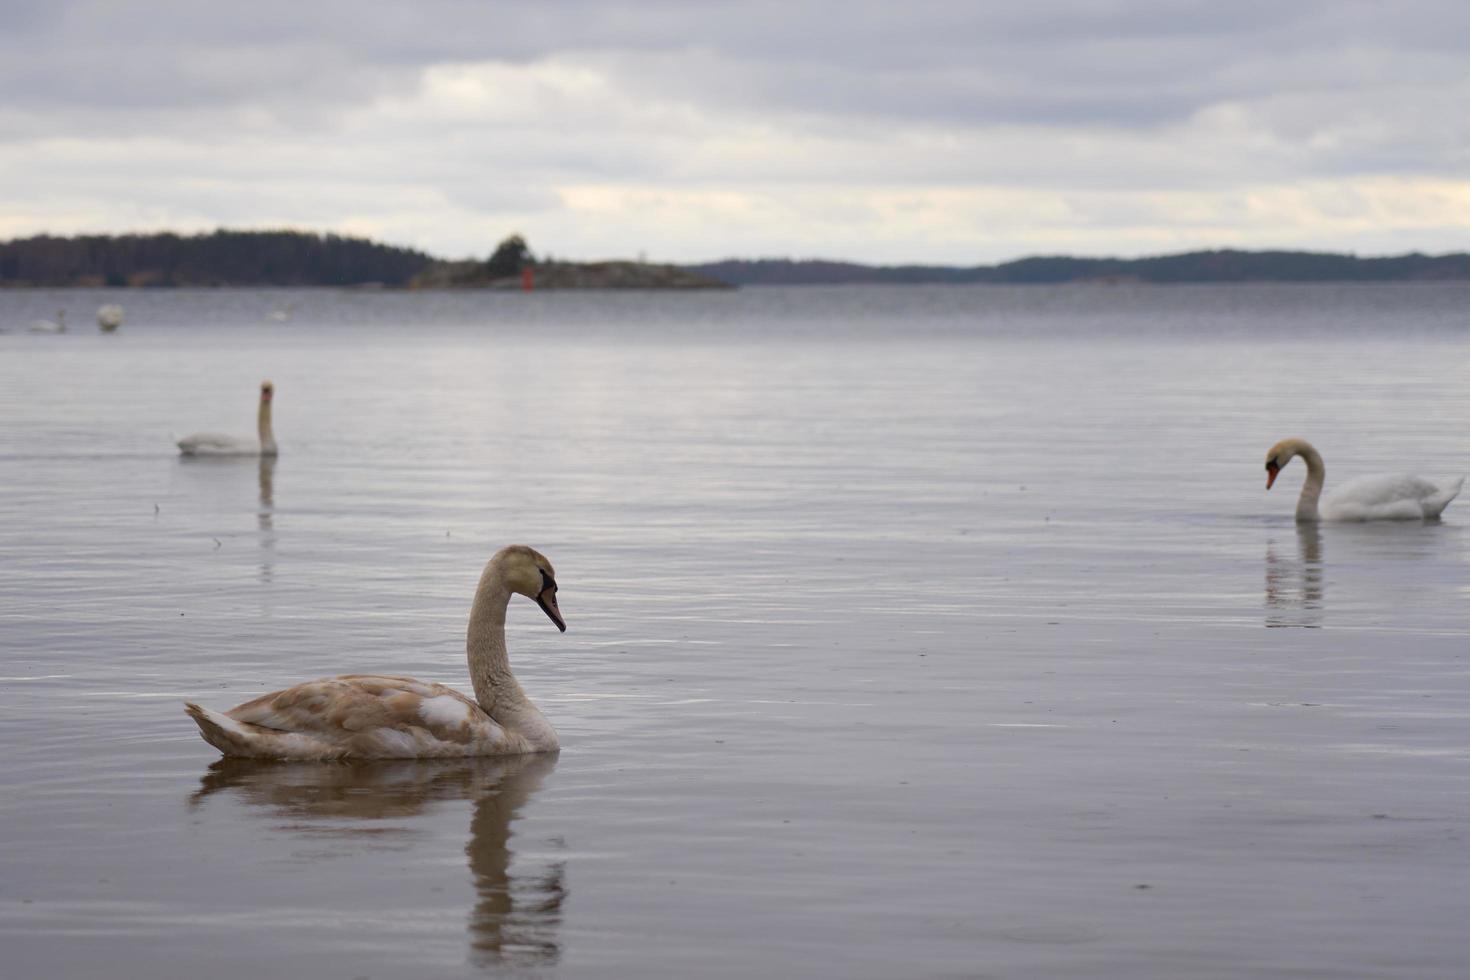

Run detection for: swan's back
[[178, 432, 258, 456], [1323, 473, 1463, 521], [185, 674, 515, 760]]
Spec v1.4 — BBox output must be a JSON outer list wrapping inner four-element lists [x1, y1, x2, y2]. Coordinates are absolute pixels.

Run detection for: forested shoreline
[[5, 230, 1470, 288]]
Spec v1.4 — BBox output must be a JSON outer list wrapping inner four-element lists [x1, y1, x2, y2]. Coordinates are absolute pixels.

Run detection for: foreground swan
[[1265, 438, 1463, 522], [178, 380, 277, 456], [186, 545, 565, 759]]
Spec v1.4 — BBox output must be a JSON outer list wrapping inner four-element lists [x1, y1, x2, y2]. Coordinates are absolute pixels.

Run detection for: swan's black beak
[[1265, 461, 1279, 490], [536, 587, 566, 632]]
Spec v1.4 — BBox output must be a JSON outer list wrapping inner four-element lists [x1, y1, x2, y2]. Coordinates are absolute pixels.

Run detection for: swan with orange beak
[[1265, 437, 1462, 522]]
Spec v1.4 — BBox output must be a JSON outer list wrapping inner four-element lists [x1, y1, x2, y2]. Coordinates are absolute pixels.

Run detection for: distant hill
[[686, 249, 1470, 286], [0, 230, 435, 287]]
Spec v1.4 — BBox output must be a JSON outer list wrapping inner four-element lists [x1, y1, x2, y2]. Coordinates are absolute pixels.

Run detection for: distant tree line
[[0, 230, 436, 287], [687, 249, 1470, 286], [7, 230, 1470, 288]]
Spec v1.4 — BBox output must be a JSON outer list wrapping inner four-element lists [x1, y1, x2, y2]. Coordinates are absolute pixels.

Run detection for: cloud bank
[[3, 1, 1468, 262]]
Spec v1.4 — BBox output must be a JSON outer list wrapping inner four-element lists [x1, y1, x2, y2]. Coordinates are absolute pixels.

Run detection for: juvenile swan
[[1264, 438, 1463, 522], [185, 545, 565, 759], [178, 380, 277, 457]]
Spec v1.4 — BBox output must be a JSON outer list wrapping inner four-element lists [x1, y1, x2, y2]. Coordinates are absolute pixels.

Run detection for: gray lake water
[[2, 284, 1469, 979]]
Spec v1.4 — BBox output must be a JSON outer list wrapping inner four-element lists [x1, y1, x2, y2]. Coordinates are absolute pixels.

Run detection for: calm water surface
[[2, 284, 1469, 978]]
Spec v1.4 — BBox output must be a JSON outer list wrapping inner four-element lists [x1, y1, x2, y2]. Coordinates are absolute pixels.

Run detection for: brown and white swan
[[185, 545, 565, 759], [1264, 438, 1463, 522]]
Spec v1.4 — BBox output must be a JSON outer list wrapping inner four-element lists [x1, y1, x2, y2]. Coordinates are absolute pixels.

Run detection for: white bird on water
[[185, 545, 566, 759], [97, 304, 124, 332], [177, 380, 278, 457], [28, 309, 66, 333], [1264, 437, 1463, 522]]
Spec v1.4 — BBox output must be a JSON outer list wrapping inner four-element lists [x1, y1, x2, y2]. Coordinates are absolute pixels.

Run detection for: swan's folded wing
[[1332, 473, 1434, 504], [178, 432, 253, 454], [1325, 474, 1457, 521], [226, 674, 506, 751]]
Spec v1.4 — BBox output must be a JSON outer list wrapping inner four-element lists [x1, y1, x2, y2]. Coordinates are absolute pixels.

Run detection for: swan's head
[[494, 545, 565, 632], [1264, 438, 1309, 490], [260, 380, 274, 403]]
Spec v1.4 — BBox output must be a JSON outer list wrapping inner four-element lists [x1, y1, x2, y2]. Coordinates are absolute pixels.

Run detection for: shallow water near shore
[[3, 283, 1470, 978]]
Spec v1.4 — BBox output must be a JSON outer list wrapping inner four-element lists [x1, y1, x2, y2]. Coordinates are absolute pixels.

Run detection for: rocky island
[[411, 236, 728, 290]]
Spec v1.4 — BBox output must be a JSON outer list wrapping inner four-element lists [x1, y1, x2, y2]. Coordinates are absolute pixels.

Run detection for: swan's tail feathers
[[185, 701, 335, 759], [1424, 477, 1465, 520], [185, 702, 259, 757]]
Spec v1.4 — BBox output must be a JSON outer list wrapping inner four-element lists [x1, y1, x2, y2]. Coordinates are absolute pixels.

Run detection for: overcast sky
[[3, 0, 1468, 263]]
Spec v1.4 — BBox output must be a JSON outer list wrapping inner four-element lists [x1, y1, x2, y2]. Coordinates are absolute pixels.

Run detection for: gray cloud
[[2, 1, 1469, 260], [7, 2, 1466, 125]]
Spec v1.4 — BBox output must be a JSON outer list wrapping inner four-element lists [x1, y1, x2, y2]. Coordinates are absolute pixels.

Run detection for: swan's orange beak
[[536, 587, 566, 632], [1265, 462, 1279, 490]]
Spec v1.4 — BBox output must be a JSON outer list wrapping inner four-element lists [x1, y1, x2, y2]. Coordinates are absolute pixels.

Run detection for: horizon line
[[3, 226, 1467, 270]]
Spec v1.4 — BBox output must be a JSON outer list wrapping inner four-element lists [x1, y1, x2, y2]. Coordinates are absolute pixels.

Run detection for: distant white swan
[[178, 380, 278, 457], [97, 304, 124, 332], [185, 545, 565, 759], [28, 310, 66, 333], [1265, 437, 1463, 522]]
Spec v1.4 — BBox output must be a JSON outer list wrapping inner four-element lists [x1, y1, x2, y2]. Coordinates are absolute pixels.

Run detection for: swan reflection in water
[[1265, 523, 1324, 628], [174, 453, 278, 584], [257, 455, 275, 583], [190, 753, 563, 969]]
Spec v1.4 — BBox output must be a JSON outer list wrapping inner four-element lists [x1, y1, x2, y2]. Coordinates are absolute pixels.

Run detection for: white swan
[[178, 380, 278, 456], [1265, 438, 1463, 522], [186, 545, 565, 759], [97, 304, 123, 332], [28, 309, 66, 333]]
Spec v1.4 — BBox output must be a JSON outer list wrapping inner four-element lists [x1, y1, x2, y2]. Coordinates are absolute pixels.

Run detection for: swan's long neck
[[258, 397, 277, 455], [1294, 445, 1326, 522], [466, 563, 535, 722]]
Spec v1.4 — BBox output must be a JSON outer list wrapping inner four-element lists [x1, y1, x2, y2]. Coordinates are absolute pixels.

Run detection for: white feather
[[420, 694, 473, 728]]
